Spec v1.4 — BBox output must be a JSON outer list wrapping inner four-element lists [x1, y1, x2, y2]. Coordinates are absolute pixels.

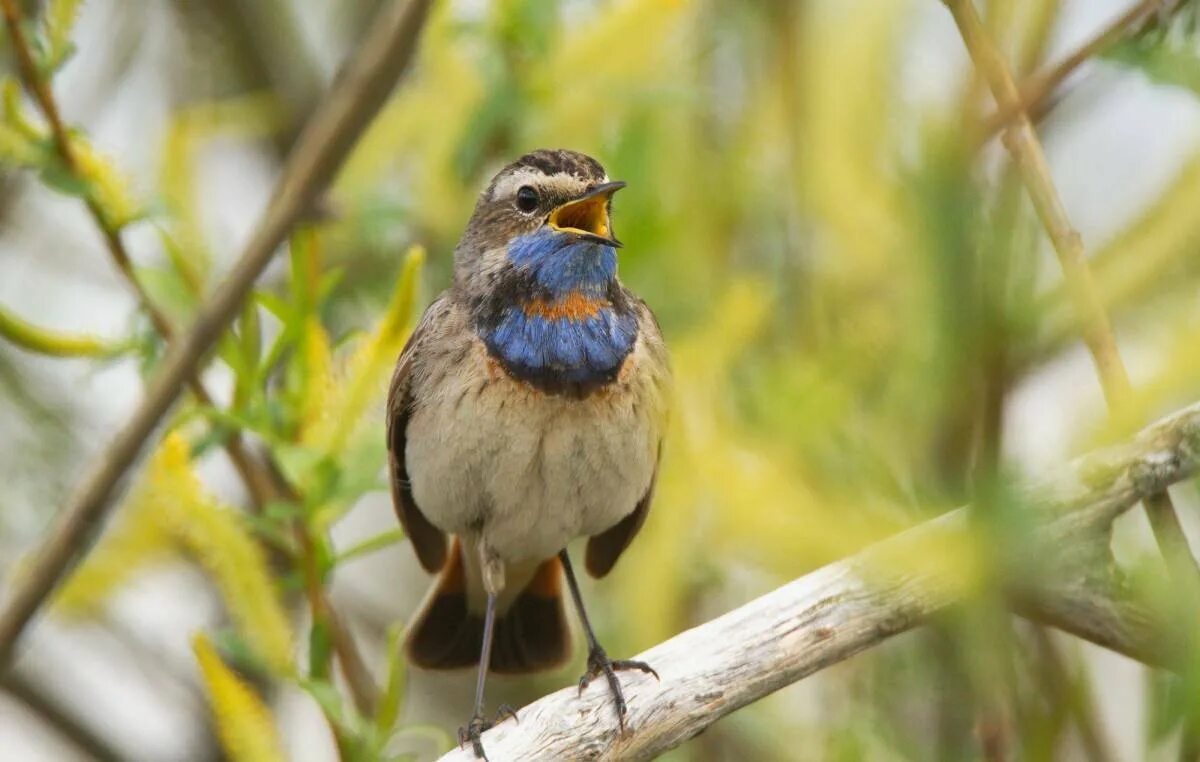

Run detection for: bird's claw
[[457, 707, 519, 760], [577, 645, 659, 732]]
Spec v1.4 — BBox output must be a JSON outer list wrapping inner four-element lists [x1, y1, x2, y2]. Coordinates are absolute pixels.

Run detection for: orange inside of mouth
[[549, 196, 610, 238]]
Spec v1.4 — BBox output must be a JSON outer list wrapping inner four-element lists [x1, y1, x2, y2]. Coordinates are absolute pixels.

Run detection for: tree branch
[[437, 399, 1200, 761], [947, 0, 1200, 616], [1, 672, 123, 762], [0, 0, 435, 670], [978, 0, 1161, 140]]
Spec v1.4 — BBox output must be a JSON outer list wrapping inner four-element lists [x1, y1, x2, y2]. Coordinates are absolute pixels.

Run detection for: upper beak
[[547, 181, 626, 247]]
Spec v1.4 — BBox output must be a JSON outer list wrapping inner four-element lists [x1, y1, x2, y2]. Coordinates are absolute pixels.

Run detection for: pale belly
[[405, 341, 662, 564]]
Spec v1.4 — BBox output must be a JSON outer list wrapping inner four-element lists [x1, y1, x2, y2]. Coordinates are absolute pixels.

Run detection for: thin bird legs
[[460, 549, 658, 760], [559, 549, 658, 730], [460, 551, 516, 760]]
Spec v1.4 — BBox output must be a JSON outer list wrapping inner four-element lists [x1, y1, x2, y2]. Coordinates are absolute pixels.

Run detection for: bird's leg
[[457, 591, 498, 760], [559, 549, 659, 732], [457, 548, 514, 760]]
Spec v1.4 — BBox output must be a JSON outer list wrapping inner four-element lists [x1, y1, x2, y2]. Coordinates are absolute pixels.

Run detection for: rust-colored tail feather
[[405, 540, 570, 674]]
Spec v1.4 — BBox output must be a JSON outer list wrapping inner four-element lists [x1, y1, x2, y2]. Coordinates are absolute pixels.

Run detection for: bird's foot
[[577, 645, 659, 732], [457, 706, 519, 760]]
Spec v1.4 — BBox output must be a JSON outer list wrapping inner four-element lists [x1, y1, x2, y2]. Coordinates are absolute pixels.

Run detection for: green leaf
[[135, 265, 198, 324], [42, 0, 85, 73], [255, 291, 293, 322], [1106, 36, 1200, 97], [38, 152, 90, 198], [1147, 671, 1186, 744], [308, 619, 334, 680], [374, 626, 409, 737], [337, 529, 407, 566]]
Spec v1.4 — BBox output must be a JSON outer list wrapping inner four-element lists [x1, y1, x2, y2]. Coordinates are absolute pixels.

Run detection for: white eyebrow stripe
[[489, 169, 610, 202]]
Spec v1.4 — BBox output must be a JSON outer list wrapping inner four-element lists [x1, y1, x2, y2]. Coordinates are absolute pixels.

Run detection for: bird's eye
[[515, 185, 539, 213]]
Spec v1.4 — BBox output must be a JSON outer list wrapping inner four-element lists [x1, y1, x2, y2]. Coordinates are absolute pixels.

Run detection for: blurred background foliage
[[4, 0, 1200, 760]]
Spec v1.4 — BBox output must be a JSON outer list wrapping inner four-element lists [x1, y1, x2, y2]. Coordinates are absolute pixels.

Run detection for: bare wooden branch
[[1015, 578, 1177, 669], [0, 0, 435, 670], [436, 400, 1200, 762]]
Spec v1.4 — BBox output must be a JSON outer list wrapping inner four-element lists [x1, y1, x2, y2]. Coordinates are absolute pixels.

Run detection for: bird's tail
[[405, 537, 570, 674]]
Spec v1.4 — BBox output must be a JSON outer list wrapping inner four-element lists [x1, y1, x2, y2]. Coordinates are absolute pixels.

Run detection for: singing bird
[[387, 149, 671, 757]]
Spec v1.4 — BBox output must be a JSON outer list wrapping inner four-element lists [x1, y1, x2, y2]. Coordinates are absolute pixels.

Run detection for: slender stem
[[946, 0, 1200, 602], [3, 0, 376, 725], [0, 0, 73, 163], [0, 0, 435, 677], [1, 0, 276, 507], [1, 672, 124, 762], [979, 0, 1161, 141], [1030, 627, 1115, 762]]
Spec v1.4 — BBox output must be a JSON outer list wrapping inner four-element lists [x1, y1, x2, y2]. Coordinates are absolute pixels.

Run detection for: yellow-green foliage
[[42, 0, 85, 68], [0, 122, 38, 167], [298, 315, 335, 444], [13, 0, 1200, 757], [0, 303, 121, 358], [159, 94, 284, 287], [193, 635, 287, 762], [58, 434, 293, 673], [303, 246, 424, 458], [71, 137, 141, 230], [0, 79, 40, 166]]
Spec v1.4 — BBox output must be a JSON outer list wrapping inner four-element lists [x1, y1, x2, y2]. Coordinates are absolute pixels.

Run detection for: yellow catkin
[[71, 138, 141, 229], [298, 316, 334, 445], [44, 0, 85, 64], [308, 246, 424, 456], [55, 499, 171, 615], [0, 123, 37, 166], [56, 434, 293, 673], [152, 437, 293, 673], [193, 635, 287, 762]]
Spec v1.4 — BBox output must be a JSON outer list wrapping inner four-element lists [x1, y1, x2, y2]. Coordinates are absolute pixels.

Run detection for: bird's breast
[[478, 291, 638, 398], [404, 331, 667, 563]]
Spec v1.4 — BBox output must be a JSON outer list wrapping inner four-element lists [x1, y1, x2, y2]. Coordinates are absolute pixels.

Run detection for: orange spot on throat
[[521, 291, 604, 321]]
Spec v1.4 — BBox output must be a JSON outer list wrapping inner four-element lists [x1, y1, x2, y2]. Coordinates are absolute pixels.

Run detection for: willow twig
[[0, 0, 435, 670], [979, 0, 1162, 140], [1, 0, 384, 720], [947, 0, 1200, 615]]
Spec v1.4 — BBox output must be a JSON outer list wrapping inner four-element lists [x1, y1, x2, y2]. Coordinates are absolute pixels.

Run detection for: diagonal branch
[[978, 0, 1163, 140], [1, 672, 124, 762], [0, 0, 435, 670], [946, 0, 1200, 612], [437, 399, 1200, 762]]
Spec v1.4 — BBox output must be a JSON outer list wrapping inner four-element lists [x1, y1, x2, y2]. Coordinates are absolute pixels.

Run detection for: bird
[[386, 148, 671, 759]]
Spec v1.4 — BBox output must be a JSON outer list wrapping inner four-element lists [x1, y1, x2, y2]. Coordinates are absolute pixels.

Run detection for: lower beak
[[548, 181, 626, 247]]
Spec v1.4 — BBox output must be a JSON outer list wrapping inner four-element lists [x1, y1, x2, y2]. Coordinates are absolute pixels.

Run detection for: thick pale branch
[[0, 0, 435, 670], [439, 400, 1200, 762]]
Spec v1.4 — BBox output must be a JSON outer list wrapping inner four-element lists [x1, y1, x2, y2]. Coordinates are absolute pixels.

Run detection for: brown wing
[[585, 443, 661, 578], [387, 301, 448, 574]]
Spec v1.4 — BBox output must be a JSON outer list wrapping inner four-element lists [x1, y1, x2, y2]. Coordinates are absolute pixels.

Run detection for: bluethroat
[[387, 149, 671, 758]]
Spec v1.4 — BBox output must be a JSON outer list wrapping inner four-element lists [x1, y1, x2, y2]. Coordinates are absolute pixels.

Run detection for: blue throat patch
[[478, 228, 638, 395]]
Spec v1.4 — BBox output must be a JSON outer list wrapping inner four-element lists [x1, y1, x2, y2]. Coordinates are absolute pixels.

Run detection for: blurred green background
[[4, 0, 1200, 760]]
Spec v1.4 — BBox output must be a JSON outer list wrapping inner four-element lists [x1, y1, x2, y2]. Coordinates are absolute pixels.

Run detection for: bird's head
[[454, 149, 625, 303]]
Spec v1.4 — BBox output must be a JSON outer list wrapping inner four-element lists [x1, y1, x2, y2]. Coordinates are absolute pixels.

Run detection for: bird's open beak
[[548, 181, 626, 247]]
